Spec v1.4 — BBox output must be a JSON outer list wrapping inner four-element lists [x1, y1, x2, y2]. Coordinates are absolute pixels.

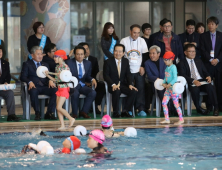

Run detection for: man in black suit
[[43, 43, 57, 73], [78, 42, 106, 115], [20, 46, 57, 120], [0, 45, 20, 121], [103, 44, 138, 118], [66, 46, 97, 119], [178, 44, 219, 116], [199, 16, 222, 111]]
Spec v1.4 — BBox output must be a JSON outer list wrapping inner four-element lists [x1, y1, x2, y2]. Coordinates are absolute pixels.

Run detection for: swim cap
[[54, 50, 67, 60], [66, 136, 81, 151], [101, 115, 113, 127], [89, 129, 105, 144], [36, 141, 51, 152], [163, 51, 175, 60]]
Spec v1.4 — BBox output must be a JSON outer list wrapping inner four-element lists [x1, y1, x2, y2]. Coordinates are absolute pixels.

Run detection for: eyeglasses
[[53, 55, 60, 58], [163, 25, 171, 28]]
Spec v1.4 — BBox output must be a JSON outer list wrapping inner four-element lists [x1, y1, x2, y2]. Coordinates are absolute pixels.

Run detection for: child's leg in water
[[162, 95, 170, 121], [56, 96, 75, 129]]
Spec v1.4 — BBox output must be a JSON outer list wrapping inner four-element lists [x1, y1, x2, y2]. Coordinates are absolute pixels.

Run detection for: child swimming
[[101, 115, 124, 137], [87, 129, 111, 154], [160, 51, 184, 125]]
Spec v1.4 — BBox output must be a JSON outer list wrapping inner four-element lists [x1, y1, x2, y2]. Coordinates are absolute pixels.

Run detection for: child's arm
[[45, 71, 56, 82], [169, 65, 178, 86]]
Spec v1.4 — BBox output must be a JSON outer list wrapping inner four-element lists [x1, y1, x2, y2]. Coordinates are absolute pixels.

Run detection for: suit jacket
[[42, 55, 56, 73], [199, 31, 222, 70], [148, 31, 161, 49], [178, 31, 200, 57], [20, 60, 50, 86], [65, 58, 93, 84], [103, 57, 132, 89], [178, 58, 210, 85], [144, 57, 166, 83], [87, 55, 99, 79], [0, 59, 11, 84], [153, 32, 184, 62]]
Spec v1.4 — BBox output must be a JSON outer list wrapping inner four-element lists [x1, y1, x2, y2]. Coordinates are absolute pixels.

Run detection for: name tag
[[210, 50, 214, 58]]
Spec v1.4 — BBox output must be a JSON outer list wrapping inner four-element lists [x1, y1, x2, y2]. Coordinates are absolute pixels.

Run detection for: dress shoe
[[34, 114, 41, 121], [71, 114, 78, 119], [213, 109, 219, 116], [79, 111, 91, 119], [196, 107, 208, 115], [96, 107, 101, 115], [112, 112, 121, 118], [7, 114, 21, 122], [121, 111, 133, 118], [44, 112, 57, 120]]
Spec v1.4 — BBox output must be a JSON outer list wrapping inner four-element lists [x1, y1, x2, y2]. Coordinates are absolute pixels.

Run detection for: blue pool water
[[0, 126, 222, 170]]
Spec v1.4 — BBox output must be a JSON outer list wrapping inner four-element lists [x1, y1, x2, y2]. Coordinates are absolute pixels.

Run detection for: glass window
[[7, 1, 21, 73], [185, 2, 203, 24], [70, 2, 93, 56], [0, 1, 3, 40], [153, 2, 174, 33], [96, 2, 121, 69], [124, 2, 150, 37]]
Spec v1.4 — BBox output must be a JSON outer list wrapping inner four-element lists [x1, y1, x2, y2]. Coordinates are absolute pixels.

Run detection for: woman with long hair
[[101, 22, 119, 60]]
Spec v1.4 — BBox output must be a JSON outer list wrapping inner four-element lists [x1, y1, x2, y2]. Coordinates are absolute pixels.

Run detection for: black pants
[[131, 72, 145, 111], [95, 81, 106, 105], [188, 83, 218, 109], [0, 90, 15, 115], [28, 85, 57, 114], [109, 85, 137, 113], [145, 82, 153, 110]]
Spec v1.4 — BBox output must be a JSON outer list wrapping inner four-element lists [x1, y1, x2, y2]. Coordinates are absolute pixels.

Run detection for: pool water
[[0, 126, 222, 170]]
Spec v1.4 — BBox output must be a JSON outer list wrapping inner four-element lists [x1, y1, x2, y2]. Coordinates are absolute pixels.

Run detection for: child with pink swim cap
[[101, 115, 124, 137], [87, 129, 111, 154]]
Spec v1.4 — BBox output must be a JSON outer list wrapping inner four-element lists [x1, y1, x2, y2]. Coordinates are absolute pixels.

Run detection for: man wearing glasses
[[178, 44, 219, 116], [179, 19, 200, 58], [153, 19, 184, 64]]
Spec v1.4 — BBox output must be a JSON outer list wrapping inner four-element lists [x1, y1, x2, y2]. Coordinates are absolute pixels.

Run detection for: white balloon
[[74, 148, 86, 154], [73, 125, 87, 136], [177, 76, 186, 86], [124, 127, 137, 137], [40, 145, 54, 155], [154, 79, 164, 90], [68, 76, 78, 88], [173, 83, 184, 94], [60, 70, 72, 82], [28, 143, 37, 151], [0, 84, 16, 90], [36, 66, 48, 78], [37, 141, 51, 152]]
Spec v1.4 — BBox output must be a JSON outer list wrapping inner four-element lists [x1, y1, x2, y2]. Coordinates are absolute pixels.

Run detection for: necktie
[[78, 63, 85, 87], [190, 60, 197, 80], [117, 60, 121, 78], [212, 34, 215, 51], [36, 62, 40, 68]]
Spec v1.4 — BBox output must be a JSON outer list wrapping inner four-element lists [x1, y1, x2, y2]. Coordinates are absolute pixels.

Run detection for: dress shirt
[[186, 57, 202, 80], [33, 60, 41, 68]]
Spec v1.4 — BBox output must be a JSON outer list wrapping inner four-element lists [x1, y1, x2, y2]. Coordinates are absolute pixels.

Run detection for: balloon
[[40, 145, 54, 155], [173, 83, 184, 94], [68, 76, 78, 88], [154, 79, 164, 90], [124, 127, 137, 137], [177, 76, 186, 86], [36, 141, 51, 152], [73, 125, 87, 136], [74, 148, 86, 154]]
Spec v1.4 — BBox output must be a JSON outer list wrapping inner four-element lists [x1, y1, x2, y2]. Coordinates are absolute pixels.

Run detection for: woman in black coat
[[101, 22, 119, 60]]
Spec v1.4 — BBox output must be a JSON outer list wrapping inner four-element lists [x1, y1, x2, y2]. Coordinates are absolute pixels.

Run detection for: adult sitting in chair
[[178, 44, 219, 116], [66, 46, 97, 119], [20, 46, 57, 120], [103, 44, 138, 118], [144, 45, 166, 102], [0, 45, 20, 121]]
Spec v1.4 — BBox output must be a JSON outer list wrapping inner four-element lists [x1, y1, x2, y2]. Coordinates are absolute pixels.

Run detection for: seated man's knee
[[71, 90, 80, 99], [28, 88, 39, 96]]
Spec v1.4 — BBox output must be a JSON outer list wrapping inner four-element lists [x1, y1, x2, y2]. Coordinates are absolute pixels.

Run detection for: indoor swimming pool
[[0, 126, 222, 170]]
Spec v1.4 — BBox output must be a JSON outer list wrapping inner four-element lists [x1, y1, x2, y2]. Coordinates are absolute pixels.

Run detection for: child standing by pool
[[87, 129, 111, 154], [45, 50, 75, 130], [160, 51, 184, 125], [101, 115, 124, 137]]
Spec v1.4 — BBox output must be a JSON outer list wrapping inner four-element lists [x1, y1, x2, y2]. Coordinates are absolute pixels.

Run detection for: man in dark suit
[[78, 42, 106, 115], [66, 46, 97, 119], [43, 43, 57, 73], [103, 44, 138, 118], [178, 44, 219, 116], [20, 46, 57, 120], [178, 19, 200, 58], [199, 16, 222, 111], [145, 45, 166, 102], [0, 45, 20, 121]]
